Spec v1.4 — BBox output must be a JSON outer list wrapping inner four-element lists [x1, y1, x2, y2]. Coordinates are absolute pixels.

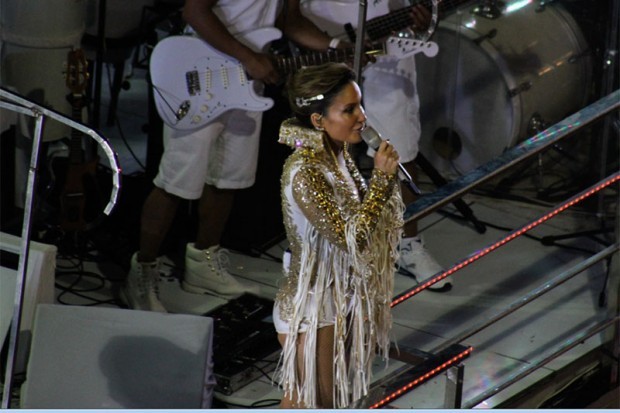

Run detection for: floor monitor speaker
[[20, 304, 215, 408]]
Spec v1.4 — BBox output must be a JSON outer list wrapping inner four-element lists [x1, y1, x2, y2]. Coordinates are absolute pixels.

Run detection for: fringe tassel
[[275, 183, 404, 408]]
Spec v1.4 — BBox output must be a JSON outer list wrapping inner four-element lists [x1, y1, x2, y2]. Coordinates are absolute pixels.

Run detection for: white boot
[[183, 243, 259, 298], [398, 236, 453, 292], [120, 253, 167, 312]]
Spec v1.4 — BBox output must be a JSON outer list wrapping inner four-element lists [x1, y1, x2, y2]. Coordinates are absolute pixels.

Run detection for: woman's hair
[[287, 63, 356, 128]]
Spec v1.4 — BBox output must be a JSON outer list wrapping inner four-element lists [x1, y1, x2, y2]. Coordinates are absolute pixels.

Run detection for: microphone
[[361, 125, 421, 195]]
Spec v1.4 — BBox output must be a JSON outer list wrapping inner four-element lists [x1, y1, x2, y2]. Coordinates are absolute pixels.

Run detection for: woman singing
[[273, 63, 404, 408]]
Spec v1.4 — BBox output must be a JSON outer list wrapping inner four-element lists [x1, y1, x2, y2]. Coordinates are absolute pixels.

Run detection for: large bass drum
[[417, 1, 592, 177]]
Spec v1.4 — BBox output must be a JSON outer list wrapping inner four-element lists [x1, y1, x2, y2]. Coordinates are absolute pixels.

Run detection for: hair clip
[[295, 94, 324, 108]]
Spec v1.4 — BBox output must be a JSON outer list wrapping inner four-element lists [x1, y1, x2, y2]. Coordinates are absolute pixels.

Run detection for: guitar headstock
[[384, 37, 439, 59], [65, 48, 89, 96]]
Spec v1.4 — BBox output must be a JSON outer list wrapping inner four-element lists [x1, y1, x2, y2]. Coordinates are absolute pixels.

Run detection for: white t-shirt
[[210, 0, 282, 35]]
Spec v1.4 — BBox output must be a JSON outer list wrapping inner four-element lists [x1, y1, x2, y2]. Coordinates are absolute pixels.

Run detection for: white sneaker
[[182, 243, 260, 298], [120, 253, 167, 312], [398, 236, 453, 292]]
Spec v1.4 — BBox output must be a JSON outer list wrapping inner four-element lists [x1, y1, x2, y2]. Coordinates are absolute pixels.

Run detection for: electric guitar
[[149, 28, 437, 132], [55, 48, 102, 232], [301, 0, 473, 42]]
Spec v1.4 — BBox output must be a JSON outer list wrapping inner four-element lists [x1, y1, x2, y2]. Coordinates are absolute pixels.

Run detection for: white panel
[[21, 304, 215, 409]]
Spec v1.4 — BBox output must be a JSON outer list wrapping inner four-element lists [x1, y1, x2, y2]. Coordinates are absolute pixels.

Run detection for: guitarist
[[301, 0, 453, 292], [122, 0, 349, 312]]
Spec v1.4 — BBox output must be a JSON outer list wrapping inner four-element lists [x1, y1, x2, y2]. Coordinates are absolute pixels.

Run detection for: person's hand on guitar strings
[[410, 4, 432, 34], [240, 51, 281, 85]]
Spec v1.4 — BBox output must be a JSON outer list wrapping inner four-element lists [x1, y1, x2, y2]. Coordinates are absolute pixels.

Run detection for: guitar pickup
[[186, 70, 201, 96]]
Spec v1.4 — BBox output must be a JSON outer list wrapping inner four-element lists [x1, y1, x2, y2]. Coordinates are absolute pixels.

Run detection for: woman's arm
[[292, 164, 396, 251]]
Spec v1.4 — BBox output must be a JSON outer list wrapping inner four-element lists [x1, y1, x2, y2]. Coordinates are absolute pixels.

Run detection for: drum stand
[[415, 152, 487, 234]]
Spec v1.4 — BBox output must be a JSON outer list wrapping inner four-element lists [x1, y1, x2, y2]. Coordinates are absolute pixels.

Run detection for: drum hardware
[[568, 49, 593, 65], [415, 152, 487, 234], [536, 0, 558, 13], [527, 113, 549, 194], [472, 28, 497, 45], [508, 81, 533, 98], [527, 112, 548, 138], [432, 127, 462, 161], [472, 0, 504, 19]]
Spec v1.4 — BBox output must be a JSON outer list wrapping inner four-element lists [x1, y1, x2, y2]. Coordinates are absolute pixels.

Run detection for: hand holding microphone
[[373, 140, 400, 176], [361, 125, 422, 195]]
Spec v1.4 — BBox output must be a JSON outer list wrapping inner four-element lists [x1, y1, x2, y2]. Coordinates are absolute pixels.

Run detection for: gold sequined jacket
[[274, 119, 404, 408]]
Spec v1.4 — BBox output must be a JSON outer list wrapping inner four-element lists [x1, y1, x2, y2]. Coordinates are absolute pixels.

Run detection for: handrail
[[379, 90, 620, 408], [432, 243, 618, 354], [463, 315, 619, 408], [0, 87, 122, 408], [405, 89, 620, 223], [392, 172, 620, 303], [0, 87, 121, 214]]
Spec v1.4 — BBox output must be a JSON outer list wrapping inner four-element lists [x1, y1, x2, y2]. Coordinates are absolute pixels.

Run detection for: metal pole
[[444, 364, 464, 408], [353, 0, 368, 82], [92, 0, 107, 129], [1, 114, 44, 409]]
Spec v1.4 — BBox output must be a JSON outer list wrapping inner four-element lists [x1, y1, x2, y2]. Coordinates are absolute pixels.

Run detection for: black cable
[[55, 269, 122, 307], [53, 235, 124, 307]]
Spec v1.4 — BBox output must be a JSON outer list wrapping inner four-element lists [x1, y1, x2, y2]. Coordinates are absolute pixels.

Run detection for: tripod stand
[[415, 152, 487, 234]]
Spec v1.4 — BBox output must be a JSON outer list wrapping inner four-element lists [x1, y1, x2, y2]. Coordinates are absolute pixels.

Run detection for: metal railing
[[359, 89, 620, 408], [0, 87, 121, 408]]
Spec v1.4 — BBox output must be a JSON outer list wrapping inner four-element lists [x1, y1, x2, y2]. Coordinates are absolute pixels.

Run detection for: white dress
[[273, 119, 404, 408]]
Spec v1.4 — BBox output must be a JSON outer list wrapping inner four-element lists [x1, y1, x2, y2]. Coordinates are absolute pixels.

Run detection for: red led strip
[[392, 173, 620, 308], [369, 346, 474, 409]]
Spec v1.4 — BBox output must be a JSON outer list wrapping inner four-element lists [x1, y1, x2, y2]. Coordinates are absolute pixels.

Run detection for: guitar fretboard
[[69, 98, 86, 165], [274, 45, 377, 74], [365, 0, 471, 41]]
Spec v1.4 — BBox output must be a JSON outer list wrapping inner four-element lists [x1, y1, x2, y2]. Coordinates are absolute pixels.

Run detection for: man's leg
[[122, 186, 180, 312], [195, 184, 235, 250], [139, 186, 181, 262], [183, 183, 258, 297]]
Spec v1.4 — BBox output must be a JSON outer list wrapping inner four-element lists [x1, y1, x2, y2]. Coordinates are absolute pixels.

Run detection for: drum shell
[[417, 2, 592, 176]]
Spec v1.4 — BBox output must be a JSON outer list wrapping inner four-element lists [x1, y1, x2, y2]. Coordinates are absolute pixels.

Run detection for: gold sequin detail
[[276, 122, 397, 322]]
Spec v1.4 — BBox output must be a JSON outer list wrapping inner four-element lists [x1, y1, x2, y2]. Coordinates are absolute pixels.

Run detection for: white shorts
[[153, 109, 263, 199], [362, 56, 421, 163], [273, 287, 337, 335]]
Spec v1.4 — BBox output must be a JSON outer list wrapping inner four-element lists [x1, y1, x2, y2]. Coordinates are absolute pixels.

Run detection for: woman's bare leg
[[315, 325, 335, 408], [277, 325, 335, 409]]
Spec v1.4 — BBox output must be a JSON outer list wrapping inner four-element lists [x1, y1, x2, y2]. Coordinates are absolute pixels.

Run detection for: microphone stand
[[398, 165, 422, 195], [353, 0, 368, 81], [93, 0, 107, 130]]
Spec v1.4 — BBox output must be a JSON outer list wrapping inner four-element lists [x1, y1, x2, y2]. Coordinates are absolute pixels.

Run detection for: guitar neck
[[274, 45, 374, 75], [365, 0, 470, 41], [68, 95, 85, 164]]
